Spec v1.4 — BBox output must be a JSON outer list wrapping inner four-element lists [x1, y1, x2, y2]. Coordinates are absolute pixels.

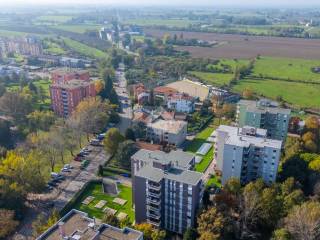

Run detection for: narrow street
[[114, 63, 133, 134]]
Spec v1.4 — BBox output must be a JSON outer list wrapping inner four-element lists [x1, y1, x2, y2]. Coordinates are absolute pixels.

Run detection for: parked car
[[64, 164, 73, 169], [90, 139, 102, 146], [74, 155, 83, 161], [61, 168, 71, 173], [80, 160, 90, 169], [48, 181, 57, 187]]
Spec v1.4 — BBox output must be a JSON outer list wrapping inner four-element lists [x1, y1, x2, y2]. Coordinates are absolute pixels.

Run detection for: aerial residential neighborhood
[[0, 1, 320, 240]]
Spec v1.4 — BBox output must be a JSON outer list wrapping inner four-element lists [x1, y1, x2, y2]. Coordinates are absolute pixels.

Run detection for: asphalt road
[[114, 64, 133, 134]]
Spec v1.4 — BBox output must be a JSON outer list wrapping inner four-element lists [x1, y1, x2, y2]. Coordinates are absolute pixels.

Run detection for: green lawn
[[251, 57, 320, 83], [232, 78, 320, 108], [52, 24, 103, 33], [44, 40, 66, 55], [206, 174, 221, 188], [189, 71, 233, 86], [74, 182, 134, 222], [186, 127, 214, 173], [63, 37, 106, 59], [36, 15, 74, 24]]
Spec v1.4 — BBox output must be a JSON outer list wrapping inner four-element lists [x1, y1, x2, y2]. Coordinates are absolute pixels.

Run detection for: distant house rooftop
[[147, 119, 187, 134], [36, 209, 143, 240]]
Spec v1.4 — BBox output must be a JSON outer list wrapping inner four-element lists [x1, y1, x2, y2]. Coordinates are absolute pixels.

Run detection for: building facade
[[36, 209, 143, 240], [213, 125, 282, 185], [236, 99, 291, 141], [50, 80, 96, 117], [167, 93, 195, 113], [131, 149, 204, 234], [146, 119, 187, 146]]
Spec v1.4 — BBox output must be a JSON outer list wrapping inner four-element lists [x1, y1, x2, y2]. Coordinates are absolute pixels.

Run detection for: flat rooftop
[[51, 79, 93, 90], [132, 149, 194, 169], [238, 99, 291, 115], [133, 149, 203, 185], [147, 119, 187, 134], [166, 79, 209, 101], [37, 209, 142, 240], [215, 125, 282, 149]]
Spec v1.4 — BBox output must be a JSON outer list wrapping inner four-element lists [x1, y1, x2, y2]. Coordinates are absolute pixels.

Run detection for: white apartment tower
[[213, 125, 282, 185]]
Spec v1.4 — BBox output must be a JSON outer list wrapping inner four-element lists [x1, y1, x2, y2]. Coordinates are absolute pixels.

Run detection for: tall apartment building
[[131, 149, 204, 234], [236, 99, 291, 141], [213, 125, 282, 185], [50, 80, 96, 117], [36, 209, 143, 240], [50, 70, 95, 117], [146, 119, 187, 146]]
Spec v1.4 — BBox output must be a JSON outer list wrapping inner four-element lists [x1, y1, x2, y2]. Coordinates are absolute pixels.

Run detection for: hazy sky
[[1, 0, 320, 7]]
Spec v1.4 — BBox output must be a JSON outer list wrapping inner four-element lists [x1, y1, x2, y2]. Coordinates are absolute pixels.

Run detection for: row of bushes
[[103, 165, 131, 177]]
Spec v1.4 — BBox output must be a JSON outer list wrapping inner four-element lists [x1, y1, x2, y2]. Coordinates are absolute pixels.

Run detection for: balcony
[[147, 212, 161, 220], [147, 197, 161, 205], [148, 183, 161, 191], [147, 205, 161, 213], [148, 191, 161, 198], [147, 219, 161, 227]]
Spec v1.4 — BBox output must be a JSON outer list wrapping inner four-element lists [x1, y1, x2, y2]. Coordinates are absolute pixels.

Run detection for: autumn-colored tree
[[135, 223, 154, 240], [271, 228, 291, 240], [199, 231, 219, 240], [104, 128, 124, 155], [73, 97, 111, 140], [0, 209, 19, 238], [32, 209, 60, 237], [197, 207, 224, 239], [284, 201, 320, 240], [305, 116, 319, 130], [95, 79, 105, 94], [242, 88, 254, 100]]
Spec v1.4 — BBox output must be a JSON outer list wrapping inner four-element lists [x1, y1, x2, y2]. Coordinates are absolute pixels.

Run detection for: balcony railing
[[148, 183, 161, 191], [147, 197, 161, 205], [147, 219, 161, 227]]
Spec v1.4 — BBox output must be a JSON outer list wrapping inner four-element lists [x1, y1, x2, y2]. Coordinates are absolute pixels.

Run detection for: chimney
[[58, 222, 66, 238]]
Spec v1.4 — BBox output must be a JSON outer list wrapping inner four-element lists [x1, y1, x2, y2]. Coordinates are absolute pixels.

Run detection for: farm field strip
[[145, 29, 320, 59]]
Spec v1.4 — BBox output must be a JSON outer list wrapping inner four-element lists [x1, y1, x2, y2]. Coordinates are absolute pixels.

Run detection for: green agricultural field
[[124, 18, 198, 28], [0, 29, 30, 37], [63, 37, 106, 59], [189, 71, 233, 86], [43, 40, 66, 55], [232, 78, 320, 108], [52, 24, 103, 33], [36, 15, 74, 24], [74, 182, 134, 222], [251, 57, 320, 83]]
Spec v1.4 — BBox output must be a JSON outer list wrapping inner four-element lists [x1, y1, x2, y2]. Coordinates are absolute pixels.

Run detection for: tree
[[27, 110, 55, 132], [183, 228, 197, 240], [104, 128, 124, 155], [197, 207, 224, 239], [32, 209, 60, 237], [0, 209, 19, 238], [0, 120, 13, 149], [0, 83, 6, 97], [98, 165, 104, 176], [125, 128, 136, 141], [271, 229, 291, 240], [73, 97, 110, 140], [284, 201, 320, 240], [0, 91, 33, 123], [102, 213, 120, 227], [242, 88, 254, 100], [199, 231, 219, 240], [305, 116, 319, 130], [151, 229, 166, 240], [132, 122, 146, 139], [135, 223, 154, 240], [114, 140, 138, 170], [95, 80, 105, 94]]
